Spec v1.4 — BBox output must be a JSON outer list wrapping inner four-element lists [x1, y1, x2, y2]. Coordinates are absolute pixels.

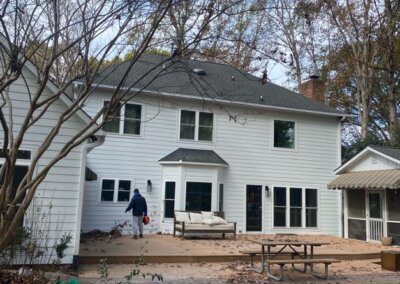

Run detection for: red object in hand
[[143, 216, 150, 225]]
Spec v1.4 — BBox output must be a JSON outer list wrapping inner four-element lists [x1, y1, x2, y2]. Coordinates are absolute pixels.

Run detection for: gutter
[[75, 82, 351, 119], [72, 134, 105, 267]]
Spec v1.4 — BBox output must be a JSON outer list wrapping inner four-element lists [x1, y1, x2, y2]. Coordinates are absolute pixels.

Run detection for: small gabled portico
[[328, 146, 400, 244]]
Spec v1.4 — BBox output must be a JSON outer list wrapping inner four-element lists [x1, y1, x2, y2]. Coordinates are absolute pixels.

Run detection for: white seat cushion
[[175, 223, 234, 231]]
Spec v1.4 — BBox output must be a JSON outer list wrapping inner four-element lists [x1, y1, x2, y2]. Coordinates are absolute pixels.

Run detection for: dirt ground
[[77, 259, 400, 283]]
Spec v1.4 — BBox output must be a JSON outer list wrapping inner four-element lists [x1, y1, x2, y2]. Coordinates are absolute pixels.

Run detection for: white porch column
[[343, 189, 348, 238]]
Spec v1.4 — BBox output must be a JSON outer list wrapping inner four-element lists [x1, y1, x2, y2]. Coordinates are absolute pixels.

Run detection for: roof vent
[[193, 68, 206, 75], [231, 76, 236, 81], [259, 96, 264, 102]]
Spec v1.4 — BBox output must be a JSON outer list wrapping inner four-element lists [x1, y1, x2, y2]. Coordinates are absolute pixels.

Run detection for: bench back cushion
[[189, 212, 203, 224], [175, 211, 190, 223]]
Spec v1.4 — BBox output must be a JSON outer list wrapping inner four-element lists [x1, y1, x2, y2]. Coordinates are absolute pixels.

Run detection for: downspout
[[72, 135, 105, 267]]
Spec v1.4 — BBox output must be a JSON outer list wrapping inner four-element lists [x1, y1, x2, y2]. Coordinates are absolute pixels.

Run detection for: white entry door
[[367, 191, 384, 241]]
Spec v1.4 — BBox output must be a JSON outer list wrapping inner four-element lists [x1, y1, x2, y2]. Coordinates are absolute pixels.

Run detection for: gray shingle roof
[[159, 148, 228, 166], [370, 145, 400, 162], [92, 54, 345, 116]]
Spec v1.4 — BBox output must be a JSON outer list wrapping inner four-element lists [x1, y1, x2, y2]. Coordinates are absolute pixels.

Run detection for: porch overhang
[[328, 169, 400, 190], [158, 148, 229, 167]]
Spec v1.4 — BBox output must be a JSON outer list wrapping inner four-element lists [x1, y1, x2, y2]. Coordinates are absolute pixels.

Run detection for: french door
[[246, 185, 262, 232], [367, 191, 384, 242]]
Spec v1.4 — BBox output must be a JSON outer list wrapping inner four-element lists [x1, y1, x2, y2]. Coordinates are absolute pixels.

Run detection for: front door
[[367, 191, 384, 241], [246, 185, 262, 232]]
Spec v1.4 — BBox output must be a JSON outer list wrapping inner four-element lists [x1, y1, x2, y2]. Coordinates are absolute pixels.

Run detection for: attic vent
[[193, 68, 206, 75]]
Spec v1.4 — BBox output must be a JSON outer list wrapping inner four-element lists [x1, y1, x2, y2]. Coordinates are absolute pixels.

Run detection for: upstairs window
[[180, 110, 196, 139], [274, 120, 295, 149], [103, 101, 142, 135], [179, 110, 213, 141]]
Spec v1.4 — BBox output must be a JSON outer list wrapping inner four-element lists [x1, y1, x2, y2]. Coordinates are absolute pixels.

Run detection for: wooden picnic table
[[249, 239, 331, 280]]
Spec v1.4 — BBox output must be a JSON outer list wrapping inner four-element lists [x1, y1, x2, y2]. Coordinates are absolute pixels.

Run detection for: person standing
[[125, 188, 148, 239]]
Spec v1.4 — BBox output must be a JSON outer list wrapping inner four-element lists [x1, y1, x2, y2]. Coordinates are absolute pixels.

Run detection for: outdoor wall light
[[265, 186, 270, 197], [147, 180, 152, 192]]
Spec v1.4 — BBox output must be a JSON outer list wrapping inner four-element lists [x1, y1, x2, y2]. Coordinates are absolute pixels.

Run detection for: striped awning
[[328, 169, 400, 190]]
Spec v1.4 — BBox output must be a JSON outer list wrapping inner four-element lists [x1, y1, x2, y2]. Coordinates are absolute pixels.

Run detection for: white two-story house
[[79, 54, 347, 236]]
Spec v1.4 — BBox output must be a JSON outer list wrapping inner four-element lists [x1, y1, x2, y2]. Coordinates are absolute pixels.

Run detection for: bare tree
[[324, 0, 381, 141]]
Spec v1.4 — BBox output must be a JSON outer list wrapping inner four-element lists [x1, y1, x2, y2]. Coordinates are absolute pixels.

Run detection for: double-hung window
[[274, 120, 295, 149], [103, 101, 142, 135], [101, 178, 132, 202], [273, 186, 318, 228], [179, 110, 213, 141]]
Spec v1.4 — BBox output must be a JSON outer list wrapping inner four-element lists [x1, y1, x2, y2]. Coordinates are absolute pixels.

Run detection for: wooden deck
[[78, 234, 397, 264]]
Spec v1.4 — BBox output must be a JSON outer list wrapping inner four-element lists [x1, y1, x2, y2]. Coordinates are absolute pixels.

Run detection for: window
[[185, 182, 212, 211], [273, 186, 318, 228], [164, 182, 176, 218], [274, 187, 286, 227], [101, 178, 132, 202], [306, 188, 317, 227], [101, 179, 115, 202], [103, 101, 142, 135], [199, 112, 213, 141], [179, 110, 213, 141], [219, 184, 224, 211], [103, 102, 121, 133], [180, 110, 196, 139], [118, 180, 131, 202], [274, 120, 295, 148], [124, 104, 142, 135], [290, 188, 302, 227]]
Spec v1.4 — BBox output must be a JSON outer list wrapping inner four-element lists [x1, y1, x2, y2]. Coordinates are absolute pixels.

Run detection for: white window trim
[[99, 177, 134, 204], [272, 186, 319, 229], [101, 100, 144, 137], [178, 109, 215, 143], [271, 119, 298, 151], [162, 180, 176, 220]]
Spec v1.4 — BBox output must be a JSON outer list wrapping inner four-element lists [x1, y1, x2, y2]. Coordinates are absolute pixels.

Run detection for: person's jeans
[[132, 215, 144, 236]]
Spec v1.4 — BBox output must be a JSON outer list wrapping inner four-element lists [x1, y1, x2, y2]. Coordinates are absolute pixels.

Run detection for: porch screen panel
[[348, 219, 366, 241], [388, 223, 400, 245], [347, 189, 366, 218], [387, 189, 400, 221], [185, 182, 212, 211]]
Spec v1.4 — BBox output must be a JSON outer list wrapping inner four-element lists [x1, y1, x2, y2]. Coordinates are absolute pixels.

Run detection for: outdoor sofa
[[173, 210, 236, 239]]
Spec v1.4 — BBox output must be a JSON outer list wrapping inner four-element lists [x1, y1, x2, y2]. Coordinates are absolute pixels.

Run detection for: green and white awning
[[328, 169, 400, 190]]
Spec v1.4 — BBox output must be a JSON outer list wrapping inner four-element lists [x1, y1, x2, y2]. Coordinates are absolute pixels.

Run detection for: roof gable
[[334, 146, 400, 175]]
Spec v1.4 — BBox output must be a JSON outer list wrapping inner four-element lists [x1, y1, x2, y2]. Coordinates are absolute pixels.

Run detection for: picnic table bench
[[268, 258, 341, 281], [239, 250, 299, 267], [244, 239, 340, 281]]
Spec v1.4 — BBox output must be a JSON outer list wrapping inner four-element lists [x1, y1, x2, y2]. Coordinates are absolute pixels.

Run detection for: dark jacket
[[125, 192, 147, 216]]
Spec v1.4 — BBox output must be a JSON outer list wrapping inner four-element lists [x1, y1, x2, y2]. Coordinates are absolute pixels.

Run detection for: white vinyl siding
[[0, 65, 88, 264], [82, 91, 341, 236]]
